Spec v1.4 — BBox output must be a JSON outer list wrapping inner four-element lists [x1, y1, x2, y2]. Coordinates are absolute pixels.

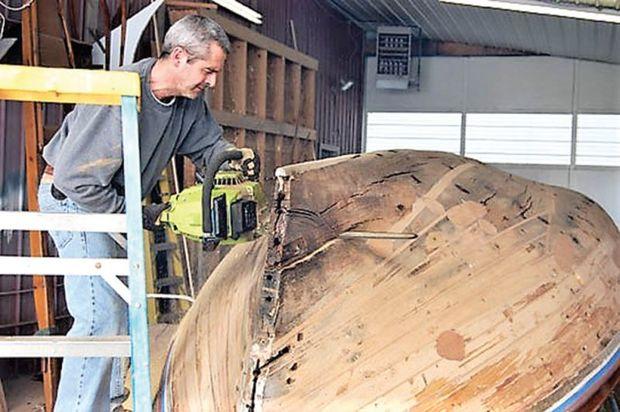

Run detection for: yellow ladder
[[0, 64, 152, 410]]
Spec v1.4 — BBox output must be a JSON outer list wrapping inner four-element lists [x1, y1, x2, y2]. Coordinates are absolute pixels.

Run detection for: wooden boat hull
[[156, 150, 620, 411]]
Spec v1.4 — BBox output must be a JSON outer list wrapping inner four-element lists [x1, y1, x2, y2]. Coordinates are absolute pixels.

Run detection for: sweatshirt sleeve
[[52, 104, 126, 213], [177, 100, 233, 171]]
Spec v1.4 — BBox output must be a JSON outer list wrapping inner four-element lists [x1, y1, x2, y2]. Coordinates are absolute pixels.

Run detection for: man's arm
[[51, 104, 126, 213]]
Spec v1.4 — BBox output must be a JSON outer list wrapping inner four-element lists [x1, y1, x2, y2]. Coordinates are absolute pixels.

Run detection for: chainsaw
[[159, 149, 266, 251]]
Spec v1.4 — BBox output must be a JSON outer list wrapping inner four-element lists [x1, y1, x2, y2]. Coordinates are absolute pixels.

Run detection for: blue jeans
[[38, 183, 127, 412]]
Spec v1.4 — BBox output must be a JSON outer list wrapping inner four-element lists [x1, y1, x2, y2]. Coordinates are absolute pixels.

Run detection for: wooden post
[[56, 0, 76, 68], [224, 39, 247, 147], [301, 68, 317, 162], [21, 4, 58, 411], [301, 68, 316, 129], [247, 46, 267, 180], [211, 68, 224, 111], [268, 55, 285, 167], [99, 0, 111, 70], [285, 63, 301, 125], [120, 0, 127, 67]]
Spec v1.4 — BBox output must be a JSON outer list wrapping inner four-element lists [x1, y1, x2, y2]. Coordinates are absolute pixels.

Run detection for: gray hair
[[161, 15, 231, 58]]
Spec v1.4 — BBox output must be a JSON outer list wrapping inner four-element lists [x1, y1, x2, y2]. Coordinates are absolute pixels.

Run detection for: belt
[[43, 165, 125, 200]]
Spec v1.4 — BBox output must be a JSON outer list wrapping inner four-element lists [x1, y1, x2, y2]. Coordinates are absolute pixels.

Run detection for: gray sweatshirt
[[42, 57, 232, 213]]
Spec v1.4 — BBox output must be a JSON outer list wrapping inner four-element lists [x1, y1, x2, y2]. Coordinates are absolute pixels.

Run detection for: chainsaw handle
[[202, 149, 243, 239]]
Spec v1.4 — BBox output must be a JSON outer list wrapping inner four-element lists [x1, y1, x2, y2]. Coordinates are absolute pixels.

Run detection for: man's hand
[[142, 203, 170, 231], [228, 148, 260, 181]]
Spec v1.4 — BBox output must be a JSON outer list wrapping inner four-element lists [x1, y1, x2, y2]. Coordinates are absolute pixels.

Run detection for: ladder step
[[0, 336, 131, 357], [0, 256, 129, 276], [153, 242, 177, 252], [0, 211, 127, 233]]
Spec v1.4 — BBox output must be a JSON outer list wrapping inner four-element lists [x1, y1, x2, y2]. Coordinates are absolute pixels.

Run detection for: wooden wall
[[238, 0, 365, 156], [169, 5, 319, 197]]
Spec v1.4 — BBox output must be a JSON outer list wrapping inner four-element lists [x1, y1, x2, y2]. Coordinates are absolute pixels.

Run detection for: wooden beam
[[301, 68, 316, 129], [21, 3, 58, 410], [56, 0, 76, 68], [224, 39, 247, 146], [173, 9, 318, 71], [267, 55, 285, 123], [165, 0, 217, 9], [267, 55, 286, 167], [208, 70, 224, 111], [99, 0, 111, 70], [212, 110, 315, 141], [0, 65, 141, 105], [247, 47, 267, 179], [247, 47, 267, 118], [119, 0, 127, 68], [285, 62, 301, 125]]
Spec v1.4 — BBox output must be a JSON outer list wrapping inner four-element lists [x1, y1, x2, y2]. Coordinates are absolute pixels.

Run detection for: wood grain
[[157, 150, 620, 411]]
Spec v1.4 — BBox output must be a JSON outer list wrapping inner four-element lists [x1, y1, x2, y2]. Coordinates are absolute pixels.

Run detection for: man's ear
[[170, 46, 186, 67]]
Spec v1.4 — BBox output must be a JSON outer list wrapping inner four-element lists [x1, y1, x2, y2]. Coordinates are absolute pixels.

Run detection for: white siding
[[465, 113, 572, 165], [576, 115, 620, 167], [366, 112, 461, 154]]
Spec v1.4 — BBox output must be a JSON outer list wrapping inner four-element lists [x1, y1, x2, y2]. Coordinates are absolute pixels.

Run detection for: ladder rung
[[0, 336, 130, 357], [0, 256, 129, 276], [0, 211, 127, 233]]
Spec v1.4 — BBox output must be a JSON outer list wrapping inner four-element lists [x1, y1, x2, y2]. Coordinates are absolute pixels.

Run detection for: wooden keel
[[156, 150, 620, 411]]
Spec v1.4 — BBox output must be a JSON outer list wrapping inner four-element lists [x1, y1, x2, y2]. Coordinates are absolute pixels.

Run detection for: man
[[37, 15, 258, 411]]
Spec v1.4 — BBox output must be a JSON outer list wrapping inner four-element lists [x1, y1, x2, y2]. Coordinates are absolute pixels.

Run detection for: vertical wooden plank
[[267, 55, 285, 167], [302, 68, 316, 129], [285, 63, 301, 164], [267, 55, 285, 121], [285, 62, 301, 125], [247, 47, 267, 117], [99, 0, 111, 70], [247, 46, 267, 180], [224, 39, 247, 147], [263, 133, 277, 202], [21, 4, 58, 411], [211, 68, 224, 111], [183, 158, 196, 188]]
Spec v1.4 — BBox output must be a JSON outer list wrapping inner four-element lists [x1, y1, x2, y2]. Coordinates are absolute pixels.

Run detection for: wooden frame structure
[[167, 5, 319, 192]]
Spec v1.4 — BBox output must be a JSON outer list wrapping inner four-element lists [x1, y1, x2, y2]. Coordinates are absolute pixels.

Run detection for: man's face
[[175, 42, 226, 99]]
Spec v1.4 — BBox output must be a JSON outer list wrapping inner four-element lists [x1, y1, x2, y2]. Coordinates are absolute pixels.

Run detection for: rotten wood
[[156, 150, 620, 411]]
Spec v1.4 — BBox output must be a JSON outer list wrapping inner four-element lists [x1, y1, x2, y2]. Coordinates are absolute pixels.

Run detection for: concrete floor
[[3, 377, 44, 412], [2, 324, 176, 411]]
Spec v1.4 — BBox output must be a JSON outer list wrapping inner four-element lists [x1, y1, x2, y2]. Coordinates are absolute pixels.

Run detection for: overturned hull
[[156, 150, 620, 411]]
